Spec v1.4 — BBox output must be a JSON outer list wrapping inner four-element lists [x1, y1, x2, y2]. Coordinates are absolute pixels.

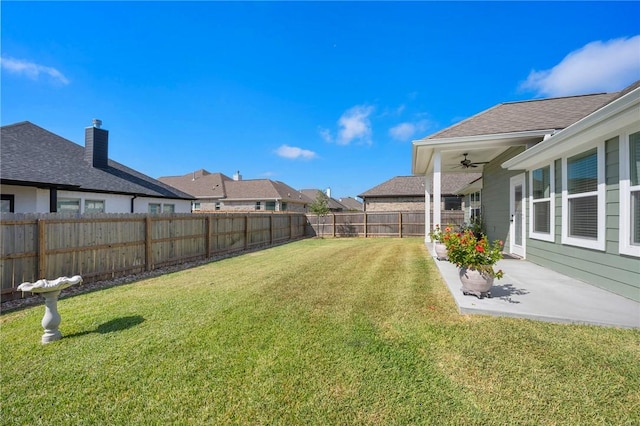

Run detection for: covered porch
[[428, 243, 640, 328]]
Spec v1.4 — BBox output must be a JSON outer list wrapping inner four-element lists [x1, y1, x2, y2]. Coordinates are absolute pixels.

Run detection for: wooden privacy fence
[[0, 212, 307, 301], [305, 211, 465, 238]]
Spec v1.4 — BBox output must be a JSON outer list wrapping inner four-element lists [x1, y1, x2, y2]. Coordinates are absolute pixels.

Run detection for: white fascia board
[[411, 129, 554, 174], [503, 87, 640, 170]]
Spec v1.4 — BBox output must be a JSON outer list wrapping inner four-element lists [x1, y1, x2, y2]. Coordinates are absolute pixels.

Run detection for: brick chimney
[[85, 119, 109, 168]]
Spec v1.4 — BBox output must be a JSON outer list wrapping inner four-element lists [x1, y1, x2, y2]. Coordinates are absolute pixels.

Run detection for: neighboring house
[[0, 121, 193, 214], [337, 197, 363, 211], [412, 81, 640, 301], [159, 170, 312, 212], [358, 174, 480, 213], [299, 189, 351, 212]]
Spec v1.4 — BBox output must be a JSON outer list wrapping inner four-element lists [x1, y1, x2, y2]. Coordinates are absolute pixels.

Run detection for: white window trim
[[561, 141, 606, 251], [619, 126, 640, 257], [529, 163, 555, 242]]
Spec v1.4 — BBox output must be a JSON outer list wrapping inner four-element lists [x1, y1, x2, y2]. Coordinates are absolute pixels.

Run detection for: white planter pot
[[459, 267, 494, 298], [434, 243, 448, 261]]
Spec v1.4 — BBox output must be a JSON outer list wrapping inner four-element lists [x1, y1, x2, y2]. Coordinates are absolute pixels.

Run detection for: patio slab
[[428, 243, 640, 329]]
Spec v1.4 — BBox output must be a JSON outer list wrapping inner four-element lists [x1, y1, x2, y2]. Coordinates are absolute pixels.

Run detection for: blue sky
[[2, 1, 639, 199]]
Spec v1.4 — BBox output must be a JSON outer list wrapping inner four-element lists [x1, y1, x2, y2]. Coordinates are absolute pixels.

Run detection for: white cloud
[[521, 36, 640, 97], [337, 105, 374, 145], [0, 56, 70, 85], [318, 127, 333, 143], [275, 144, 317, 160], [389, 119, 431, 141]]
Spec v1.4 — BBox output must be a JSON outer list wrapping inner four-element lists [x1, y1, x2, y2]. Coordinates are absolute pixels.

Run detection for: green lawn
[[1, 238, 639, 425]]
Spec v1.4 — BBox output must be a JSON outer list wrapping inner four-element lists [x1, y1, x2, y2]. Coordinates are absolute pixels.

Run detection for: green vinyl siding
[[481, 146, 525, 252], [525, 135, 640, 301]]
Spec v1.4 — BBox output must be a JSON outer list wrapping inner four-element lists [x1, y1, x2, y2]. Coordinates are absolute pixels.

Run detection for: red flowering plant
[[444, 229, 505, 279], [428, 224, 454, 243]]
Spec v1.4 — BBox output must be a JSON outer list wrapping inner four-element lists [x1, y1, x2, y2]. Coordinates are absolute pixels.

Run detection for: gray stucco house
[[1, 121, 193, 214], [412, 81, 639, 301]]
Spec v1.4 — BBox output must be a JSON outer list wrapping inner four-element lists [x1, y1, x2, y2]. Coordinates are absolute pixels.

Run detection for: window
[[148, 203, 161, 214], [193, 202, 201, 212], [255, 201, 261, 211], [444, 196, 462, 211], [620, 129, 640, 257], [84, 199, 105, 213], [281, 202, 287, 211], [469, 192, 481, 223], [1, 194, 14, 213], [265, 201, 276, 211], [529, 164, 554, 242], [163, 204, 175, 213], [57, 198, 80, 213], [562, 142, 605, 250]]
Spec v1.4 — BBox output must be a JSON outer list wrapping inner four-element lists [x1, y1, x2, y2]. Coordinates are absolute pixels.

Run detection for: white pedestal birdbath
[[17, 275, 83, 344]]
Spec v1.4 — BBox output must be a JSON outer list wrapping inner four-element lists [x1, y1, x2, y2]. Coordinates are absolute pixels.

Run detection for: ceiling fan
[[459, 153, 489, 169]]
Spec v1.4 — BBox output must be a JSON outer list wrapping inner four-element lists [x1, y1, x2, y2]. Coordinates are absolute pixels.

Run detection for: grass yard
[[1, 237, 639, 424]]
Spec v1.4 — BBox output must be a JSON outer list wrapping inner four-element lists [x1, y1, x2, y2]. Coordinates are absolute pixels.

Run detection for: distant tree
[[309, 190, 330, 238]]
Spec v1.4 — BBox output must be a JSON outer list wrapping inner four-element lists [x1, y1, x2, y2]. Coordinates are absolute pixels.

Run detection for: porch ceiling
[[411, 130, 554, 175]]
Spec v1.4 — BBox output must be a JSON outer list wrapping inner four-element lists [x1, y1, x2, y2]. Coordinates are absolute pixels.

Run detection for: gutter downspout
[[131, 195, 137, 213]]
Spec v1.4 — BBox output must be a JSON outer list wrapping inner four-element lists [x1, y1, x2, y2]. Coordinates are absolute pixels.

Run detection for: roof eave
[[503, 87, 640, 170], [412, 129, 556, 175]]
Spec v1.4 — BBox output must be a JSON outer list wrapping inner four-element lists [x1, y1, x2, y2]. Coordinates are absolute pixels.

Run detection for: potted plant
[[444, 229, 504, 298], [429, 224, 453, 260]]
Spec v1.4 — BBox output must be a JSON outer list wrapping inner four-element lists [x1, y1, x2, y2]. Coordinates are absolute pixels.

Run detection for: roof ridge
[[501, 91, 613, 105]]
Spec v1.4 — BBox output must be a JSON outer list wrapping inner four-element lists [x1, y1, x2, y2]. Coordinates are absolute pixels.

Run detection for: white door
[[509, 174, 526, 258]]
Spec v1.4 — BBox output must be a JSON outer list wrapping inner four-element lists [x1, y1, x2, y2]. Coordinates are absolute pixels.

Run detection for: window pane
[[58, 199, 80, 212], [632, 190, 640, 246], [631, 131, 640, 186], [149, 203, 161, 214], [163, 204, 175, 213], [85, 200, 105, 213], [532, 167, 550, 199], [569, 195, 597, 239], [533, 201, 551, 233], [266, 201, 276, 211], [444, 197, 462, 210], [568, 148, 597, 194]]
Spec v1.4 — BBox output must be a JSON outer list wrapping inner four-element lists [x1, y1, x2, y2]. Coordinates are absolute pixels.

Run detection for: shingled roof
[[1, 121, 193, 199], [359, 174, 481, 198], [428, 92, 618, 140], [159, 170, 312, 204]]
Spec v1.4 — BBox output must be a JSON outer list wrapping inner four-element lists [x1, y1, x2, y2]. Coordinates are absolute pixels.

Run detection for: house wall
[[365, 196, 464, 213], [525, 135, 640, 301], [481, 146, 526, 251], [0, 185, 191, 214], [364, 197, 424, 212], [206, 200, 308, 213]]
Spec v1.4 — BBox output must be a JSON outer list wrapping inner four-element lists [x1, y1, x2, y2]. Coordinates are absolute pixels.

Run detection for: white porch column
[[433, 150, 442, 229], [424, 173, 432, 243]]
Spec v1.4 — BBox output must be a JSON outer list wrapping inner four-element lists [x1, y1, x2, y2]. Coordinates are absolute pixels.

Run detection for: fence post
[[245, 215, 250, 249], [145, 215, 152, 271], [332, 213, 336, 237], [270, 215, 273, 245], [205, 215, 212, 258], [37, 218, 46, 279], [364, 212, 368, 238], [399, 212, 403, 238]]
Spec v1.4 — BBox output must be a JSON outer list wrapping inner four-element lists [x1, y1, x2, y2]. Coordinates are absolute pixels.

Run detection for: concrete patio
[[428, 243, 640, 329]]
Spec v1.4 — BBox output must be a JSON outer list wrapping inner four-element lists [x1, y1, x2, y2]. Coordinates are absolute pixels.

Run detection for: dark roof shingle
[[1, 121, 193, 199]]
